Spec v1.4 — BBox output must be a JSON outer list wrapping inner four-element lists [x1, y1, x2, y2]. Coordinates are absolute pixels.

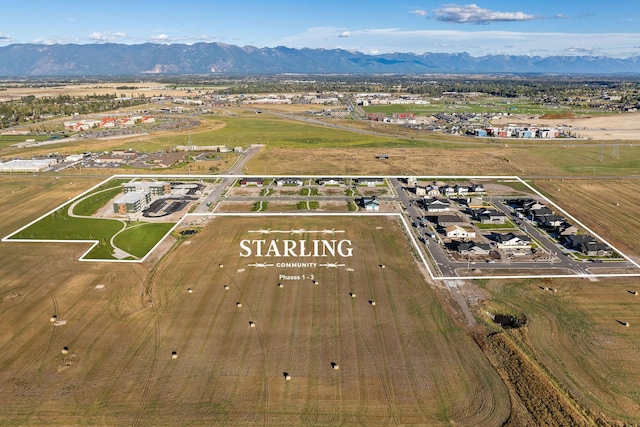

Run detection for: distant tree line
[[0, 93, 149, 129]]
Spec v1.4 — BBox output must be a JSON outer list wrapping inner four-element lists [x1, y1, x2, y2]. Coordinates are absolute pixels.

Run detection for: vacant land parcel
[[0, 213, 509, 425]]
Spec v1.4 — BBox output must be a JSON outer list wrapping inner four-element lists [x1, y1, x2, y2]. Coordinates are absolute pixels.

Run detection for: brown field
[[246, 146, 527, 176], [492, 113, 640, 140], [0, 196, 511, 424], [480, 276, 640, 424]]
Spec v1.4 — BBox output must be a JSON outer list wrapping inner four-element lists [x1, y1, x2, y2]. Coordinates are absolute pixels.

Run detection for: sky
[[1, 0, 639, 57]]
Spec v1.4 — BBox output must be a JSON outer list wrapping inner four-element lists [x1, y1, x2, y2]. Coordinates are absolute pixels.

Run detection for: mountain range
[[1, 42, 639, 76]]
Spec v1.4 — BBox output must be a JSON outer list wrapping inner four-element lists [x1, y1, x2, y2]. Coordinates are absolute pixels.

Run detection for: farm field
[[0, 210, 511, 425], [480, 276, 640, 424]]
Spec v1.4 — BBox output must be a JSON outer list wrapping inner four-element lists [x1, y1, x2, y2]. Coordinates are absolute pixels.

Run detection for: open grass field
[[0, 207, 511, 425], [479, 276, 640, 424]]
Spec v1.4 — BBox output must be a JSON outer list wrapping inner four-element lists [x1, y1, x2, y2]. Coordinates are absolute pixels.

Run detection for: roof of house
[[436, 214, 464, 224], [493, 232, 530, 243]]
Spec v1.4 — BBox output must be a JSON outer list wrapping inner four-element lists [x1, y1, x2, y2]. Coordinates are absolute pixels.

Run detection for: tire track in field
[[300, 281, 323, 425], [47, 293, 59, 351], [216, 268, 263, 426], [131, 304, 161, 427], [298, 272, 344, 427], [357, 233, 400, 425], [14, 291, 61, 374], [321, 257, 400, 425], [194, 277, 235, 411], [373, 228, 457, 424], [221, 267, 271, 426], [376, 262, 434, 423], [328, 270, 346, 426], [0, 280, 61, 426]]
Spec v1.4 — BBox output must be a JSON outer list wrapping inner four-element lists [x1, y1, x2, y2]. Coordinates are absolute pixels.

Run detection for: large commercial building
[[113, 192, 151, 214], [112, 180, 171, 214], [0, 159, 58, 173], [122, 181, 171, 196]]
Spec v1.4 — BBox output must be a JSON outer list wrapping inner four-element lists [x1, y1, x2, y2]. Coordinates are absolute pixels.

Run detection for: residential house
[[470, 184, 485, 193], [435, 214, 465, 227], [455, 185, 469, 196], [440, 185, 457, 197], [357, 177, 385, 187], [530, 207, 553, 221], [423, 198, 450, 212], [276, 178, 303, 187], [317, 178, 344, 186], [426, 185, 440, 197], [563, 234, 596, 249], [523, 200, 546, 211], [579, 241, 612, 257], [455, 241, 491, 256], [539, 215, 566, 229], [445, 225, 476, 239], [559, 224, 579, 236], [491, 232, 532, 250], [476, 210, 507, 225], [414, 186, 426, 196], [240, 177, 264, 187]]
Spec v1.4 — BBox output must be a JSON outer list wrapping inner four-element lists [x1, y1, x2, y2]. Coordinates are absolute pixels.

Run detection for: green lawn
[[128, 115, 473, 150], [0, 134, 56, 149], [112, 222, 175, 258], [533, 145, 640, 176], [363, 101, 583, 116], [73, 186, 123, 216], [11, 206, 123, 241], [9, 197, 176, 260]]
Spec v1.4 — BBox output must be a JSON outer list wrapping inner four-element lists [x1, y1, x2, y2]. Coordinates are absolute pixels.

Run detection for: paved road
[[194, 145, 262, 213], [388, 179, 636, 277]]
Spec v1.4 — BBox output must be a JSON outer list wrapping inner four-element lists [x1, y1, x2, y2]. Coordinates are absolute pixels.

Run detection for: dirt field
[[480, 276, 640, 425], [247, 146, 528, 176], [492, 112, 640, 140], [0, 199, 511, 425]]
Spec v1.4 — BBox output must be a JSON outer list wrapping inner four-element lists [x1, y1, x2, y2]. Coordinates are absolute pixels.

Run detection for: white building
[[0, 159, 58, 173]]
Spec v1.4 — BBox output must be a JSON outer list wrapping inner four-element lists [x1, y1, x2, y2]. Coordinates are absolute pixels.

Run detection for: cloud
[[33, 37, 81, 45], [0, 33, 10, 41], [563, 46, 598, 55], [433, 3, 539, 24], [145, 33, 218, 44], [338, 31, 351, 38], [409, 9, 427, 17], [88, 31, 128, 42], [149, 34, 170, 42]]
